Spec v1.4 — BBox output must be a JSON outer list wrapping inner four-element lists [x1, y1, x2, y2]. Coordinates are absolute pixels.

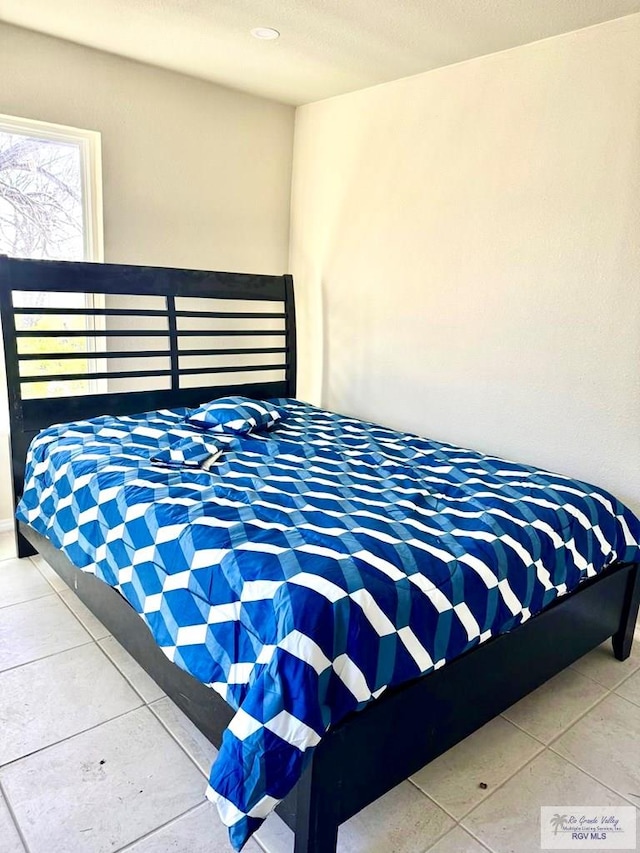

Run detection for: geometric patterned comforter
[[17, 398, 640, 850]]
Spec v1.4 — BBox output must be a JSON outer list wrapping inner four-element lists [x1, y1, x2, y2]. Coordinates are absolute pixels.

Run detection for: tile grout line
[[0, 556, 215, 851], [0, 554, 19, 565], [496, 712, 550, 747], [410, 737, 548, 826], [252, 833, 270, 853], [450, 688, 621, 834], [47, 571, 115, 645], [0, 555, 101, 671], [93, 636, 163, 705], [499, 679, 616, 750], [545, 743, 640, 809], [406, 775, 481, 827], [96, 637, 218, 797], [3, 558, 213, 817], [0, 639, 96, 677], [0, 700, 145, 773], [91, 620, 217, 776], [56, 588, 112, 642], [455, 746, 559, 835], [570, 651, 640, 692], [0, 589, 56, 611], [544, 688, 619, 749], [569, 656, 640, 690], [110, 801, 208, 853], [572, 669, 640, 694], [612, 688, 640, 709], [0, 776, 32, 853], [457, 820, 501, 853], [545, 690, 640, 807], [29, 558, 68, 594], [146, 699, 212, 780], [456, 742, 640, 849], [408, 684, 615, 830], [413, 816, 458, 852], [406, 776, 462, 823], [608, 665, 640, 696], [28, 549, 165, 708]]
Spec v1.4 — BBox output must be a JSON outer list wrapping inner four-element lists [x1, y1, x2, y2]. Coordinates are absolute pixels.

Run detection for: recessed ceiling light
[[251, 27, 280, 40]]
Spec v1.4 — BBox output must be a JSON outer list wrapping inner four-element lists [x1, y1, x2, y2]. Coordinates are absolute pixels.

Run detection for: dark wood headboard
[[0, 256, 296, 554]]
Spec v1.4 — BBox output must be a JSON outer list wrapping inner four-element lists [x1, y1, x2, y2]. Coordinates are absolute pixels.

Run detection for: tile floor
[[0, 529, 638, 853]]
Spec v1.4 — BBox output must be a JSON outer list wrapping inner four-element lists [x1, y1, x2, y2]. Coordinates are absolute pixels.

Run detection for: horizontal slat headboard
[[0, 256, 296, 553]]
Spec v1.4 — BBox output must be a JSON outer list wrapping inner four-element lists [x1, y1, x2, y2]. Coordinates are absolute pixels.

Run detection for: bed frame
[[1, 255, 639, 853]]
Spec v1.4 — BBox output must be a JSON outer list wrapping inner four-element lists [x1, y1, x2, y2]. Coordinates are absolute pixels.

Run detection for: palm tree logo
[[550, 814, 569, 835]]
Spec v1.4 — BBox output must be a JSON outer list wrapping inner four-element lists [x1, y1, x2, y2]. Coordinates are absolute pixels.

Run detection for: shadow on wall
[[292, 102, 386, 409]]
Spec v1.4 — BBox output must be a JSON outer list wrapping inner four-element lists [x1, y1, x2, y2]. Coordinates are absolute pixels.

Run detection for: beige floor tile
[[571, 641, 640, 689], [123, 801, 263, 853], [615, 669, 640, 708], [99, 635, 165, 703], [0, 557, 55, 609], [149, 696, 217, 777], [552, 693, 640, 801], [0, 531, 17, 562], [0, 595, 91, 672], [0, 644, 142, 765], [338, 781, 454, 853], [462, 750, 630, 853], [423, 825, 491, 853], [29, 553, 67, 592], [411, 717, 542, 818], [59, 588, 111, 640], [0, 790, 25, 853], [0, 707, 205, 853], [502, 668, 607, 744]]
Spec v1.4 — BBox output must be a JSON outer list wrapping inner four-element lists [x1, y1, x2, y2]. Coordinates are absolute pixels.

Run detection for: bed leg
[[293, 760, 339, 853], [16, 526, 36, 559], [293, 819, 338, 853], [612, 564, 640, 661]]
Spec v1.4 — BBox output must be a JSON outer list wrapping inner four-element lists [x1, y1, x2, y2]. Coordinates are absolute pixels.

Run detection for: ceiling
[[1, 0, 639, 105]]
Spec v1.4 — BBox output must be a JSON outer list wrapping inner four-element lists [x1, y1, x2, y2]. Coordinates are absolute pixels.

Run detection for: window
[[0, 113, 103, 403], [0, 113, 103, 262]]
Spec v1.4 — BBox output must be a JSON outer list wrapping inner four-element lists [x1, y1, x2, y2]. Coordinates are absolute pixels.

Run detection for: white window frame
[[0, 114, 105, 423], [0, 112, 104, 263]]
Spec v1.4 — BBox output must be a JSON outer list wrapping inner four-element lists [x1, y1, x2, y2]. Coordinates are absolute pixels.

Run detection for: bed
[[1, 255, 639, 853]]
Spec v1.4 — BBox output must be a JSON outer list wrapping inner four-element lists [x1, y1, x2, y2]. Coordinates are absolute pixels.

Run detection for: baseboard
[[0, 519, 14, 534]]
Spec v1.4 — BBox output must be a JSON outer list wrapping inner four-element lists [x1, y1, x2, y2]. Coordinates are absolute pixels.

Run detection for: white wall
[[290, 14, 640, 511], [0, 21, 295, 521]]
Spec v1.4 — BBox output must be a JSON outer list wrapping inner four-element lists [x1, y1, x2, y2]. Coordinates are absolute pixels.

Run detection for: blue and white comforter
[[17, 399, 640, 849]]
